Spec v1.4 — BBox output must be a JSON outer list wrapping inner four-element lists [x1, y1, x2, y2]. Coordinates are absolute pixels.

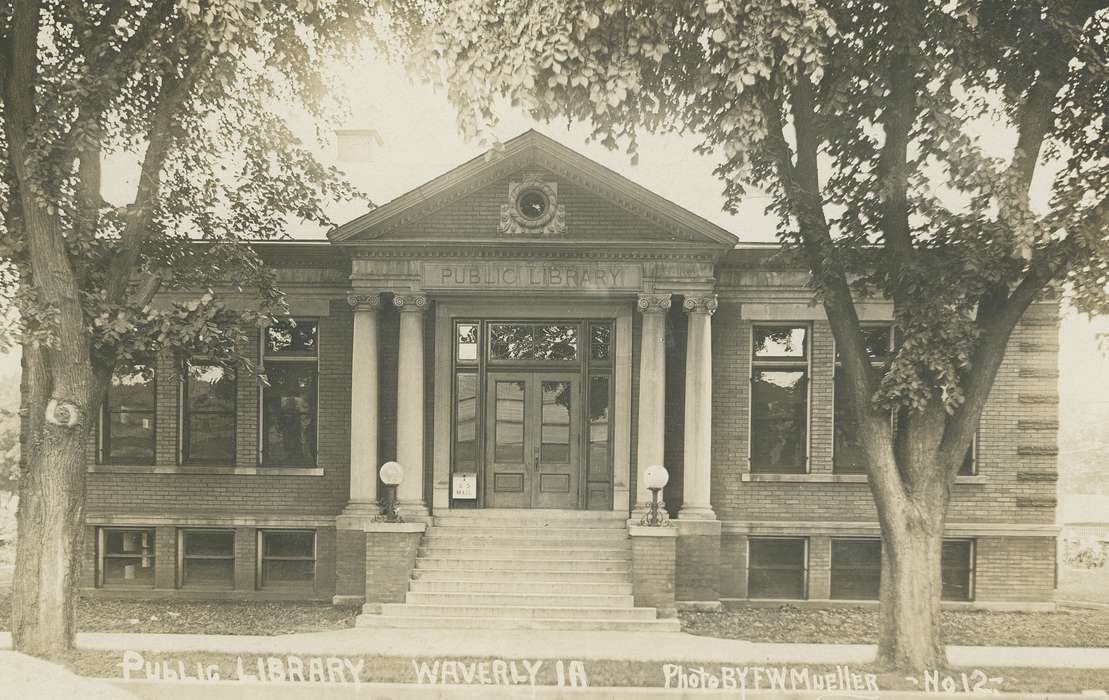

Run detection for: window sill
[[742, 473, 868, 483], [741, 473, 987, 484], [88, 464, 325, 477]]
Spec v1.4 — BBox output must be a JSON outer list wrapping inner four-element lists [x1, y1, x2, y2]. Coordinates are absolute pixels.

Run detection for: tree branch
[[999, 1, 1102, 223], [105, 49, 205, 307], [875, 0, 921, 265], [762, 82, 907, 510]]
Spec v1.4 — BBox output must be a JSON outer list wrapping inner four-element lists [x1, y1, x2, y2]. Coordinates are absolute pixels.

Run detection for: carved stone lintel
[[393, 293, 428, 312], [636, 293, 672, 313], [683, 295, 718, 315], [347, 293, 381, 312]]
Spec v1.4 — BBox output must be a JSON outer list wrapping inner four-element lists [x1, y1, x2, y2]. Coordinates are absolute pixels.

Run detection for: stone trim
[[86, 514, 336, 527], [740, 473, 986, 484], [721, 521, 1060, 537], [87, 464, 324, 477]]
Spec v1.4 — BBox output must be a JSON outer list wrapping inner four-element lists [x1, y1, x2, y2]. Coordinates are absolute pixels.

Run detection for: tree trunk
[[11, 347, 95, 659], [876, 495, 948, 671]]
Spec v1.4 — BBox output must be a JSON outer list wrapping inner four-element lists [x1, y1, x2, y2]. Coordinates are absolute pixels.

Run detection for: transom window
[[262, 319, 319, 467], [488, 322, 579, 361], [101, 367, 156, 464], [750, 325, 809, 474]]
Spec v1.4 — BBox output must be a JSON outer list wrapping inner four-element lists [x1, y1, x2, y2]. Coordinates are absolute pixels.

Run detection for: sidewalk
[[3, 627, 1109, 669]]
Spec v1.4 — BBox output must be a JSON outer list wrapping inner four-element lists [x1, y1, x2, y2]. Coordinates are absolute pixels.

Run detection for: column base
[[340, 500, 382, 517], [678, 505, 716, 521], [397, 502, 431, 523]]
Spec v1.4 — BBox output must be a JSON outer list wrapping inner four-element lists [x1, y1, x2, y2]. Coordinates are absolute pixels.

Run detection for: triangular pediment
[[329, 130, 737, 249]]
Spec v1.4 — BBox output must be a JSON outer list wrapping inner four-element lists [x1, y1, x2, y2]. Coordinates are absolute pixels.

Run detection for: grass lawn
[[680, 605, 1109, 647], [2, 593, 1108, 648], [57, 650, 1109, 692], [0, 592, 357, 635]]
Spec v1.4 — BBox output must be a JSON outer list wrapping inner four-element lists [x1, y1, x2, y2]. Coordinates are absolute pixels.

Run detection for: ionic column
[[345, 293, 381, 514], [635, 292, 671, 512], [394, 293, 428, 516], [680, 295, 717, 520]]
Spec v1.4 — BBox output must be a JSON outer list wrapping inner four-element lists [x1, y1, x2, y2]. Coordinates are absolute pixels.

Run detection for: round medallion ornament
[[516, 188, 549, 221]]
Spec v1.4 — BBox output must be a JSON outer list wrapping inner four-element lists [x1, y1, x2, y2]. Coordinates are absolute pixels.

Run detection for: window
[[834, 325, 893, 473], [101, 367, 156, 464], [942, 539, 975, 601], [182, 362, 237, 464], [750, 326, 809, 473], [748, 537, 808, 599], [262, 319, 319, 467], [835, 325, 978, 476], [259, 529, 316, 590], [179, 529, 235, 589], [99, 528, 155, 588], [831, 538, 882, 600]]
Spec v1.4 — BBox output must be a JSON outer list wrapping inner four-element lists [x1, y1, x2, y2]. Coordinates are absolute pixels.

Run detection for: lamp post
[[378, 461, 404, 523], [641, 464, 670, 527]]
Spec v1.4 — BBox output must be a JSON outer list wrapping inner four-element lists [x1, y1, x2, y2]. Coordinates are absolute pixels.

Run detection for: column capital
[[347, 293, 381, 312], [636, 293, 672, 313], [393, 293, 428, 312], [683, 295, 718, 315]]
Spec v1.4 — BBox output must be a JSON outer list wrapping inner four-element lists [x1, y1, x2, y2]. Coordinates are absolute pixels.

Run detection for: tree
[[410, 0, 1109, 671], [0, 0, 412, 658]]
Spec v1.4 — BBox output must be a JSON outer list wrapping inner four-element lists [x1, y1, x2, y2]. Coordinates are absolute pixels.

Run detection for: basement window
[[99, 528, 155, 588], [830, 538, 882, 600], [258, 529, 316, 590], [748, 537, 808, 599], [942, 539, 975, 601], [179, 529, 235, 589]]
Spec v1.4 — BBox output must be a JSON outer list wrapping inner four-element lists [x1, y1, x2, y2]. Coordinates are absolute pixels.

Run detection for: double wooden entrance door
[[484, 371, 580, 509]]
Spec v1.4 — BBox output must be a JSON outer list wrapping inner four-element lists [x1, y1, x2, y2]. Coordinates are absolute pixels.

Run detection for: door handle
[[533, 446, 540, 471]]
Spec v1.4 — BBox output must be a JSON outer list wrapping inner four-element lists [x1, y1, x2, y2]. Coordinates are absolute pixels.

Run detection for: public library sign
[[423, 261, 641, 292]]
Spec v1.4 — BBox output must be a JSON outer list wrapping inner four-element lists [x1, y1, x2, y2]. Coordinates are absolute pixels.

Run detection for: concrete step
[[356, 613, 681, 632], [416, 546, 631, 561], [379, 603, 656, 621], [424, 530, 630, 544], [409, 579, 633, 595], [410, 568, 631, 583], [415, 558, 630, 573], [433, 512, 627, 529], [405, 591, 635, 607]]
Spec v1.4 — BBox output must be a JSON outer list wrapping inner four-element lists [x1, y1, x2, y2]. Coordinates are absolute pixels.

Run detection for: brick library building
[[81, 131, 1060, 630]]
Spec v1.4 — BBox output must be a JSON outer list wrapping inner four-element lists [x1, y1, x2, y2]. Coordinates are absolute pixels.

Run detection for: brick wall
[[363, 528, 423, 611], [630, 528, 677, 614]]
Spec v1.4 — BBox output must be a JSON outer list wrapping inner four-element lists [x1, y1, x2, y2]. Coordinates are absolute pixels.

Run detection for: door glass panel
[[588, 376, 610, 479], [494, 380, 525, 462], [541, 381, 572, 463], [455, 373, 478, 469]]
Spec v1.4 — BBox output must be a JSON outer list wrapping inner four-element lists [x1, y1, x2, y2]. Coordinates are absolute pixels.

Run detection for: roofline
[[329, 129, 739, 247]]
